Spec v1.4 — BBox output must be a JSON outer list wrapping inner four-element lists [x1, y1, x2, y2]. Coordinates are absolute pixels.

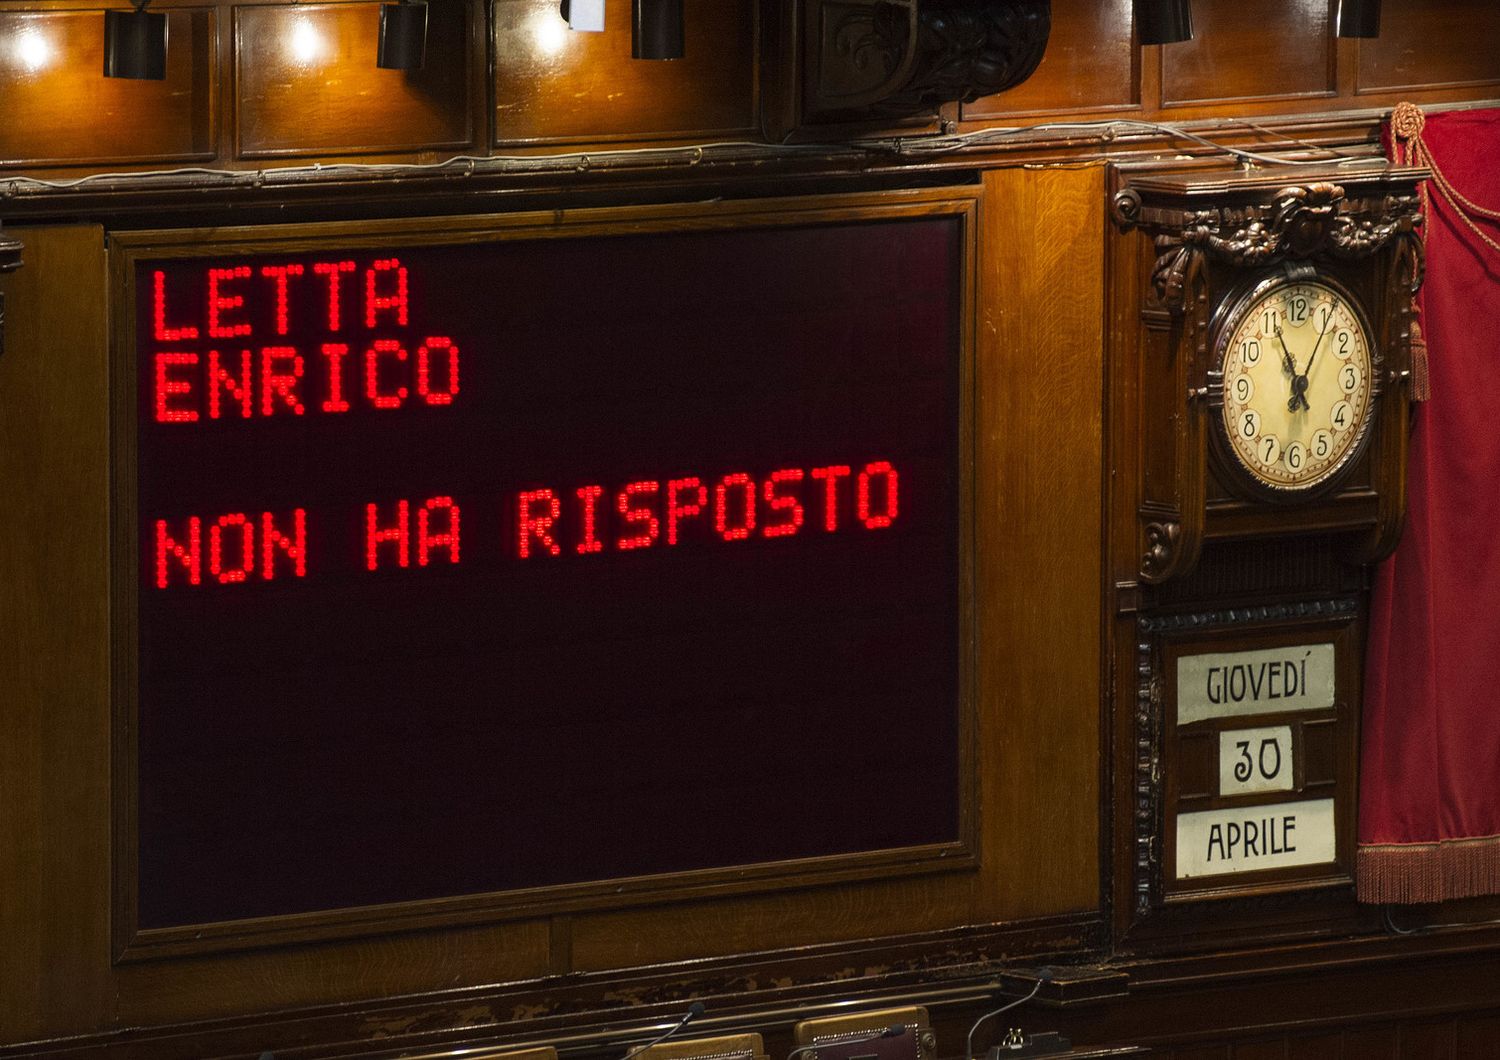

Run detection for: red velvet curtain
[[1360, 107, 1500, 903]]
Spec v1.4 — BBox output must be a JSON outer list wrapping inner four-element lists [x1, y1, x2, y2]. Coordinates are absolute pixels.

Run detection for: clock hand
[[1288, 373, 1310, 413], [1302, 313, 1334, 378], [1274, 326, 1308, 413], [1286, 314, 1334, 413], [1274, 326, 1298, 377]]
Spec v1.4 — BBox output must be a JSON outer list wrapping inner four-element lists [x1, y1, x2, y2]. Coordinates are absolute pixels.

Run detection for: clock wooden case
[[1111, 163, 1428, 586], [1108, 162, 1428, 950]]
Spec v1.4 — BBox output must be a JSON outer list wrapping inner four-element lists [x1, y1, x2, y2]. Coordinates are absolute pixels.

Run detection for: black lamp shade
[[378, 1, 428, 70], [1336, 0, 1381, 38], [1136, 0, 1193, 45], [103, 7, 167, 80], [633, 0, 683, 60]]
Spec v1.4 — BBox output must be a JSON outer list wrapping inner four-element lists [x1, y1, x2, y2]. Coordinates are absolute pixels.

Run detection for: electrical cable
[[1232, 117, 1368, 160], [1383, 904, 1500, 936], [0, 117, 1393, 198], [881, 119, 1390, 167], [620, 1001, 707, 1060], [0, 140, 849, 194], [964, 978, 1045, 1060]]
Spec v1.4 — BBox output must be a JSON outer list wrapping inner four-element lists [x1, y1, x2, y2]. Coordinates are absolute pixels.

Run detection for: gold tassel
[[1411, 318, 1431, 402]]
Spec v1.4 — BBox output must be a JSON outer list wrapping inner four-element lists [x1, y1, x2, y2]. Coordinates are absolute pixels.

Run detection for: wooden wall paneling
[[1071, 947, 1500, 1054], [491, 0, 758, 146], [1454, 1013, 1500, 1060], [961, 0, 1139, 120], [1355, 0, 1500, 94], [1105, 164, 1148, 944], [1334, 34, 1359, 101], [235, 1, 473, 158], [956, 0, 1500, 129], [0, 9, 215, 168], [1397, 1018, 1457, 1060], [566, 876, 974, 973], [111, 920, 553, 1027], [1159, 0, 1335, 107], [1038, 1004, 1500, 1060], [977, 165, 1106, 919], [0, 225, 112, 1044], [1342, 1027, 1401, 1060], [216, 0, 237, 163], [1283, 1033, 1342, 1059], [1227, 1042, 1286, 1060]]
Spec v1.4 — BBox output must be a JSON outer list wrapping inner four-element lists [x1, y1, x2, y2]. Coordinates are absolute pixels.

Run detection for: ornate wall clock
[[1108, 163, 1429, 949], [1112, 165, 1429, 586]]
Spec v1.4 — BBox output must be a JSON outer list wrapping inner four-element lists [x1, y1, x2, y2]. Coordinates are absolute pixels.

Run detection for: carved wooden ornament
[[808, 0, 1051, 121]]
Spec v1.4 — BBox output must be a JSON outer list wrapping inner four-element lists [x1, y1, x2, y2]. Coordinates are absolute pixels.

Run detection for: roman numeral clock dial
[[1217, 277, 1374, 496]]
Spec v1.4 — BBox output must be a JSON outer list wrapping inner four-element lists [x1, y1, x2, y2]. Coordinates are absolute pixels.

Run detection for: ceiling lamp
[[633, 0, 683, 60], [378, 0, 428, 70], [1336, 0, 1381, 38], [1136, 0, 1193, 45], [103, 0, 167, 80]]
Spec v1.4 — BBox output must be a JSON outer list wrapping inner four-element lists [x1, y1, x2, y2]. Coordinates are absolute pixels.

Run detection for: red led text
[[366, 496, 462, 570], [149, 461, 900, 591], [154, 509, 308, 588], [153, 260, 408, 344], [517, 461, 898, 560], [151, 258, 458, 423], [152, 340, 458, 422]]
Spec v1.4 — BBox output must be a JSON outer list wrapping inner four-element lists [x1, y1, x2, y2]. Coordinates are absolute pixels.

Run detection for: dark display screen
[[133, 215, 963, 928]]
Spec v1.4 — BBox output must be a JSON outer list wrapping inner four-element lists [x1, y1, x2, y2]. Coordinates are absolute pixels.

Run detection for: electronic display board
[[128, 210, 966, 930]]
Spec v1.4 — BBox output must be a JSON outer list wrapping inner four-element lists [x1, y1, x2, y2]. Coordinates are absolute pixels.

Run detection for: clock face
[[1218, 277, 1374, 494]]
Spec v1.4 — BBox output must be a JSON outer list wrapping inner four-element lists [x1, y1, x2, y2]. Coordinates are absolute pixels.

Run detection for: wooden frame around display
[[106, 189, 982, 961]]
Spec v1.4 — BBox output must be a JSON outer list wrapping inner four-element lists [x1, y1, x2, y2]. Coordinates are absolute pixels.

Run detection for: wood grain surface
[[1356, 0, 1500, 93], [492, 0, 757, 145], [1159, 0, 1335, 106], [0, 226, 113, 1042], [978, 164, 1106, 918], [964, 0, 1500, 123], [235, 1, 473, 157], [0, 9, 214, 167]]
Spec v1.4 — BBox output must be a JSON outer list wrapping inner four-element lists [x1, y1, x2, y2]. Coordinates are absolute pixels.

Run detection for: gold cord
[[1387, 103, 1500, 401], [1393, 102, 1500, 259]]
